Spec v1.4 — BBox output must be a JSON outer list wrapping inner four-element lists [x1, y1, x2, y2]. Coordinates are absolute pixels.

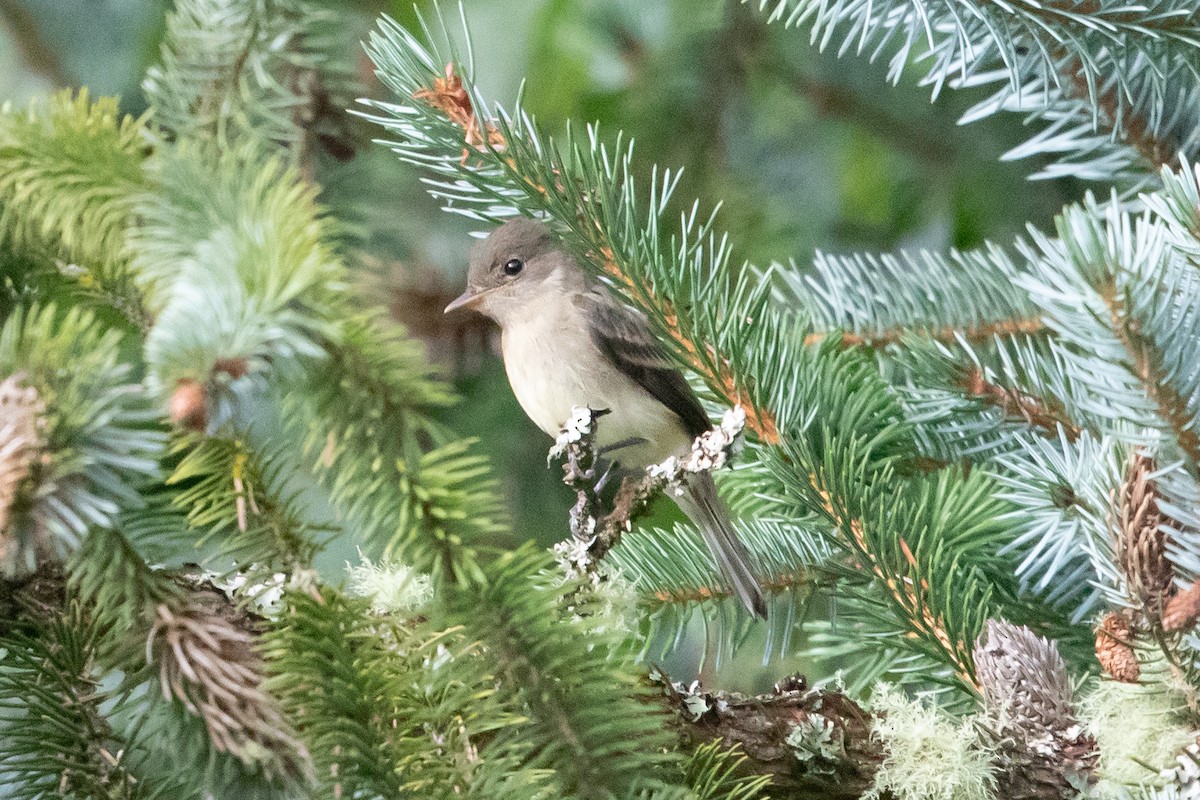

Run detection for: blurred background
[[0, 0, 1084, 686]]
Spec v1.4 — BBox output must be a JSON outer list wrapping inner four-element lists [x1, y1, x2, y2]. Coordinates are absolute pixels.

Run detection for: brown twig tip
[[1095, 611, 1141, 683], [212, 357, 250, 380], [169, 378, 207, 431], [413, 62, 504, 159]]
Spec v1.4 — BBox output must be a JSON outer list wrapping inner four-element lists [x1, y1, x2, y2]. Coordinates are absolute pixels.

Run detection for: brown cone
[[169, 378, 207, 431], [0, 374, 46, 538], [1095, 611, 1140, 683], [1163, 582, 1200, 634]]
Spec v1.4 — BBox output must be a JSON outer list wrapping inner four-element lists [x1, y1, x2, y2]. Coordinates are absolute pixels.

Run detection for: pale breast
[[500, 297, 691, 467]]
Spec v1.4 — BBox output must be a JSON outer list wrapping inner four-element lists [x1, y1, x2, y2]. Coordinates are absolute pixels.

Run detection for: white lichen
[[346, 554, 433, 615], [1079, 674, 1198, 796], [867, 685, 996, 800], [678, 680, 711, 721], [553, 535, 595, 583], [549, 405, 596, 463], [786, 715, 840, 764], [683, 405, 746, 472], [204, 567, 295, 616]]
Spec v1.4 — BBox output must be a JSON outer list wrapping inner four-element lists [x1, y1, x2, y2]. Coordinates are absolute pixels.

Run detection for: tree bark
[[654, 672, 888, 799]]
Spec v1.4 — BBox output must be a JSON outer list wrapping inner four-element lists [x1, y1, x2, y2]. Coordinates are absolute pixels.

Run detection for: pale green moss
[[867, 686, 995, 800], [1079, 673, 1197, 797]]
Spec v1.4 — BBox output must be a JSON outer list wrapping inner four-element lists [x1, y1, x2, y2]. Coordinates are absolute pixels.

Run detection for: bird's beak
[[444, 287, 485, 314]]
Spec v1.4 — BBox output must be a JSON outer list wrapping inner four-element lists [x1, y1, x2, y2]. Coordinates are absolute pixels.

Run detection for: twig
[[551, 406, 747, 580]]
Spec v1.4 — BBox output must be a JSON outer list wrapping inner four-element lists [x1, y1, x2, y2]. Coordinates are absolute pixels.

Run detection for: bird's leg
[[594, 459, 617, 495], [598, 436, 647, 456]]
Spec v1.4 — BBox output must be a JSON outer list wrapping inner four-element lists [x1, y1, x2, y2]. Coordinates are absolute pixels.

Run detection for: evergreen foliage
[[2, 0, 1200, 797]]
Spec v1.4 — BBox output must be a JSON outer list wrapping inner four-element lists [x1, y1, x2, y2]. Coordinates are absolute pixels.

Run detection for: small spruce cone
[[1163, 582, 1200, 633], [975, 620, 1096, 800], [1112, 453, 1176, 616], [168, 378, 207, 431], [1095, 611, 1140, 683], [0, 374, 46, 560], [148, 584, 310, 780]]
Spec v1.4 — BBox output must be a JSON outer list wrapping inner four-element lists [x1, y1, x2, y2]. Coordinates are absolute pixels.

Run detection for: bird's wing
[[581, 287, 711, 439]]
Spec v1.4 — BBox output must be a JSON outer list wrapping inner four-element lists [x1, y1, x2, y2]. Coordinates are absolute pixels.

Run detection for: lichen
[[1078, 671, 1197, 796], [786, 714, 842, 767], [346, 553, 433, 614], [867, 685, 996, 800]]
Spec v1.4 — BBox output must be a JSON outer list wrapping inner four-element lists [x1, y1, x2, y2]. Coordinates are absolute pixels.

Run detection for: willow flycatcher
[[445, 218, 767, 618]]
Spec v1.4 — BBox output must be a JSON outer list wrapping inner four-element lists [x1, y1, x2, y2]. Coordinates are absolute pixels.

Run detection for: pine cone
[[0, 374, 46, 537], [1163, 582, 1200, 633], [976, 620, 1073, 731], [148, 584, 310, 779], [1095, 611, 1140, 683], [1112, 453, 1176, 617], [974, 620, 1096, 800]]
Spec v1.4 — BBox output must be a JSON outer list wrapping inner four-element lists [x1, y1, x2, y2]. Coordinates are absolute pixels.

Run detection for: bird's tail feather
[[676, 472, 768, 619]]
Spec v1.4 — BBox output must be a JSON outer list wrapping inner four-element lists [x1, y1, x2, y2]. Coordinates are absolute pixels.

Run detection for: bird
[[444, 217, 767, 618]]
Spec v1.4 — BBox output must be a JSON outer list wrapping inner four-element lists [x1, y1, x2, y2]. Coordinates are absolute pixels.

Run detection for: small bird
[[445, 217, 767, 618]]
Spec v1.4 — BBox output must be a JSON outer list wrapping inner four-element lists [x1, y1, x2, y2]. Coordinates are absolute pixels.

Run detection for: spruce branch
[[262, 589, 405, 798], [144, 0, 355, 152], [292, 312, 503, 587], [0, 89, 147, 272], [611, 517, 832, 608], [447, 547, 683, 798], [0, 304, 165, 576], [134, 142, 341, 402], [754, 0, 1200, 188], [803, 317, 1048, 349], [960, 366, 1082, 443], [1099, 278, 1200, 465], [795, 242, 1052, 372], [0, 90, 153, 327], [0, 587, 192, 800], [168, 434, 327, 573]]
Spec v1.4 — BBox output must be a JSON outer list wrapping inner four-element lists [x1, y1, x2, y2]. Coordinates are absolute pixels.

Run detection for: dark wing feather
[[581, 287, 711, 438]]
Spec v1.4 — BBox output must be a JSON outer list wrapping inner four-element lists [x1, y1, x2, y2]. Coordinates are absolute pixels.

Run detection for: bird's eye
[[503, 258, 523, 276]]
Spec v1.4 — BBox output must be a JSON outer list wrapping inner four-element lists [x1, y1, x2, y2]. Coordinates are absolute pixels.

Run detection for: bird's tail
[[675, 472, 768, 619]]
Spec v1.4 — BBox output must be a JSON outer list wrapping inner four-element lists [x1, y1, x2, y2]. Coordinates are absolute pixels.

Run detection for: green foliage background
[[0, 0, 1087, 690]]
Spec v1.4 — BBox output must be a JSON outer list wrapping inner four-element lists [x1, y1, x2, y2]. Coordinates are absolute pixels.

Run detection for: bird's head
[[444, 218, 573, 322]]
